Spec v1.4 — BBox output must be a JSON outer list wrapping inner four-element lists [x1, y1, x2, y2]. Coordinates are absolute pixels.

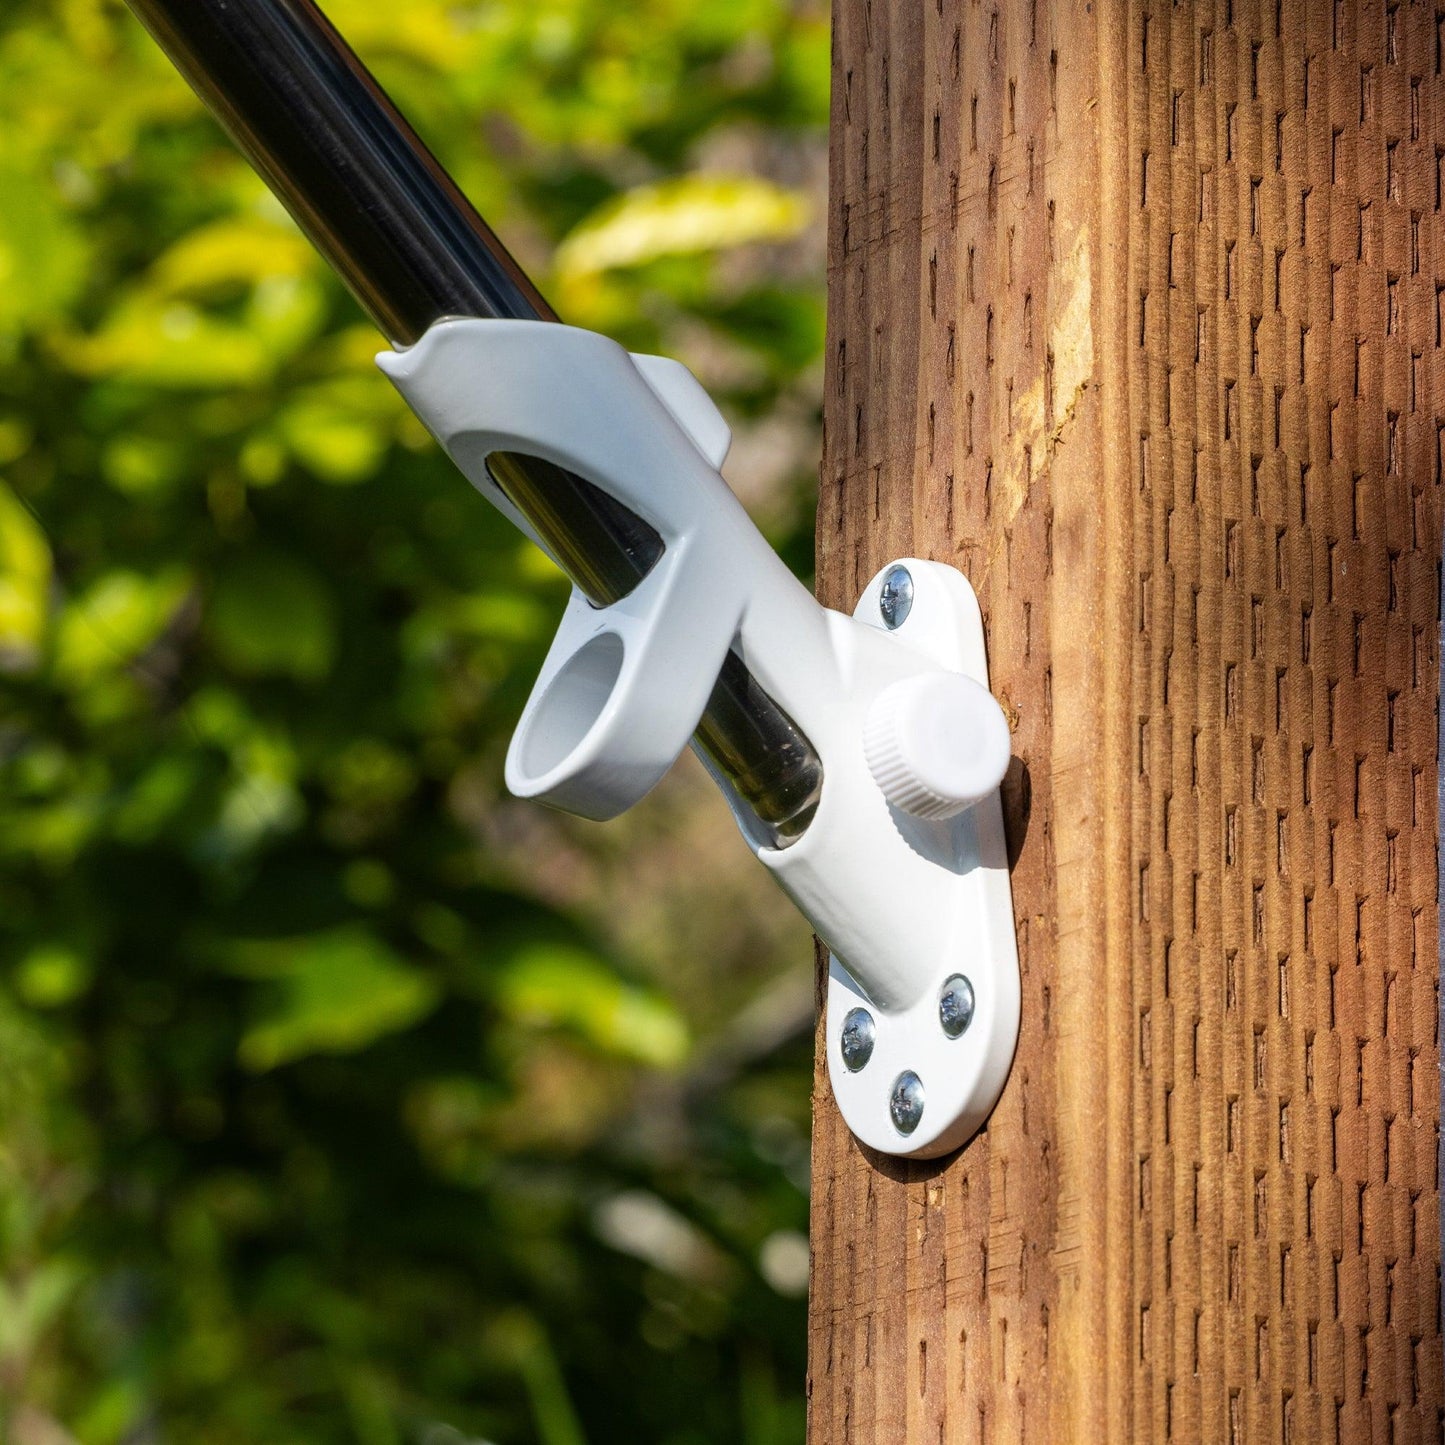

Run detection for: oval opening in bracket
[[519, 630, 626, 780]]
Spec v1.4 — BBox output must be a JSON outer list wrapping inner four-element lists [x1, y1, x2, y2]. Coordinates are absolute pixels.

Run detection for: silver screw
[[878, 565, 914, 630], [939, 974, 975, 1038], [889, 1071, 925, 1134], [840, 1007, 876, 1072]]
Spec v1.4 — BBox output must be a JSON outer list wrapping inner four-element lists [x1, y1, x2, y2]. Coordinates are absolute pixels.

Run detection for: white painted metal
[[817, 562, 1020, 1158], [863, 670, 1012, 820], [379, 318, 1019, 1157]]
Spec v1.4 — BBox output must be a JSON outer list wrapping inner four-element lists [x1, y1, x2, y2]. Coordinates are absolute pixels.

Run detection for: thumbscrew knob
[[862, 672, 1010, 819]]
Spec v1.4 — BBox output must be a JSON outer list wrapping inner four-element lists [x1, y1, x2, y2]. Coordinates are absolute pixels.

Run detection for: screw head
[[840, 1007, 876, 1072], [939, 974, 975, 1038], [878, 565, 914, 630], [889, 1071, 925, 1134]]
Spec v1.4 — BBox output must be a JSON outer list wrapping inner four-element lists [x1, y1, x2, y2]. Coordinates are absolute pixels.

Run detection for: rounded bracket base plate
[[823, 560, 1020, 1159]]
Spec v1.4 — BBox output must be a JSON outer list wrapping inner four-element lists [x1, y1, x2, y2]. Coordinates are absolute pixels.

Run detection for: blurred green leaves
[[59, 234, 329, 390], [206, 549, 336, 680], [14, 943, 93, 1008], [52, 566, 190, 683], [555, 173, 810, 278], [0, 480, 50, 670], [498, 944, 689, 1069], [0, 0, 824, 1440], [0, 164, 89, 333], [227, 927, 441, 1071]]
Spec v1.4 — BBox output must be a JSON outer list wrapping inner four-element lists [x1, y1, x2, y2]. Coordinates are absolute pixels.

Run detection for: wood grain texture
[[808, 3, 1444, 1440]]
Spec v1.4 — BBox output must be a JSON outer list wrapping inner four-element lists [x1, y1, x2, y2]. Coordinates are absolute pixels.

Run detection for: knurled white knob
[[862, 672, 1011, 819]]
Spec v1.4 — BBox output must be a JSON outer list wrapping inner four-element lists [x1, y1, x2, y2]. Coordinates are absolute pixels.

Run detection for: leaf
[[55, 218, 324, 387], [0, 479, 52, 671], [712, 286, 826, 372], [14, 944, 93, 1008], [146, 217, 317, 296], [100, 433, 188, 499], [55, 297, 280, 388], [52, 567, 190, 684], [453, 590, 552, 643], [227, 927, 440, 1071], [325, 0, 479, 70], [555, 174, 811, 279], [276, 378, 396, 484], [110, 754, 204, 843], [322, 739, 416, 808], [0, 1257, 79, 1356], [277, 401, 387, 484], [0, 164, 89, 332], [206, 550, 336, 681], [497, 945, 689, 1068]]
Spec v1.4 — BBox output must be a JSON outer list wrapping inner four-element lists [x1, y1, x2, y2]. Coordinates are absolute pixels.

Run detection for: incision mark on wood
[[996, 226, 1094, 535]]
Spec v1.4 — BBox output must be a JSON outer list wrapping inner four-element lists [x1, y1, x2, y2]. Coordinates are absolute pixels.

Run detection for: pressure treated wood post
[[809, 2, 1444, 1440]]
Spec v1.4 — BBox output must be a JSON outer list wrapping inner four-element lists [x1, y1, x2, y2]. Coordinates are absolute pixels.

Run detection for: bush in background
[[0, 1, 827, 1440]]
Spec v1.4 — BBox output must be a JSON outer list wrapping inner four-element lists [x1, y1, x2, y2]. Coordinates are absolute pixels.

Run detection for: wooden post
[[809, 3, 1444, 1440]]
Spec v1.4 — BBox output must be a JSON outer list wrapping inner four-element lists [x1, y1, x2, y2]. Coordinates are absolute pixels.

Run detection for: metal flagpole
[[123, 0, 824, 846]]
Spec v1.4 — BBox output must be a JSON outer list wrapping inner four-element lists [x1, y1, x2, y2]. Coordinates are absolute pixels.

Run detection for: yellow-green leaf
[[0, 165, 89, 332], [147, 217, 317, 296], [228, 927, 440, 1071], [52, 567, 189, 684], [498, 945, 689, 1068], [15, 944, 93, 1009], [55, 299, 278, 388], [0, 480, 52, 671], [555, 174, 811, 279]]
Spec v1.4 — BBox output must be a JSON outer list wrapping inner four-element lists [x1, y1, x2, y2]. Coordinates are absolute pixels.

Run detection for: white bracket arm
[[379, 319, 1019, 1159]]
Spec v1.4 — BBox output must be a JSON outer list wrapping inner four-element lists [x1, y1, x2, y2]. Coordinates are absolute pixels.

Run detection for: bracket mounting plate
[[822, 560, 1020, 1159]]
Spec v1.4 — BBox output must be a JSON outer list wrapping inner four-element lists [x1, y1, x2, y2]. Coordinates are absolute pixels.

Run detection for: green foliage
[[0, 0, 825, 1440], [555, 174, 811, 280], [496, 944, 688, 1069], [205, 550, 337, 681]]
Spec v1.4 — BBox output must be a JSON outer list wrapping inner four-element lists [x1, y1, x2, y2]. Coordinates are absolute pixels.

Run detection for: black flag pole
[[123, 0, 823, 844]]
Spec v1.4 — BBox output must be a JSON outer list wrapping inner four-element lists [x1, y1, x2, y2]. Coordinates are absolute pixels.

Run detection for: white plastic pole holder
[[379, 319, 1020, 1158]]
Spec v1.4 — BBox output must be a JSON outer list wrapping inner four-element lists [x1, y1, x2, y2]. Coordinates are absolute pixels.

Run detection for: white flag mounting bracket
[[379, 318, 1020, 1158], [819, 560, 1020, 1158]]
